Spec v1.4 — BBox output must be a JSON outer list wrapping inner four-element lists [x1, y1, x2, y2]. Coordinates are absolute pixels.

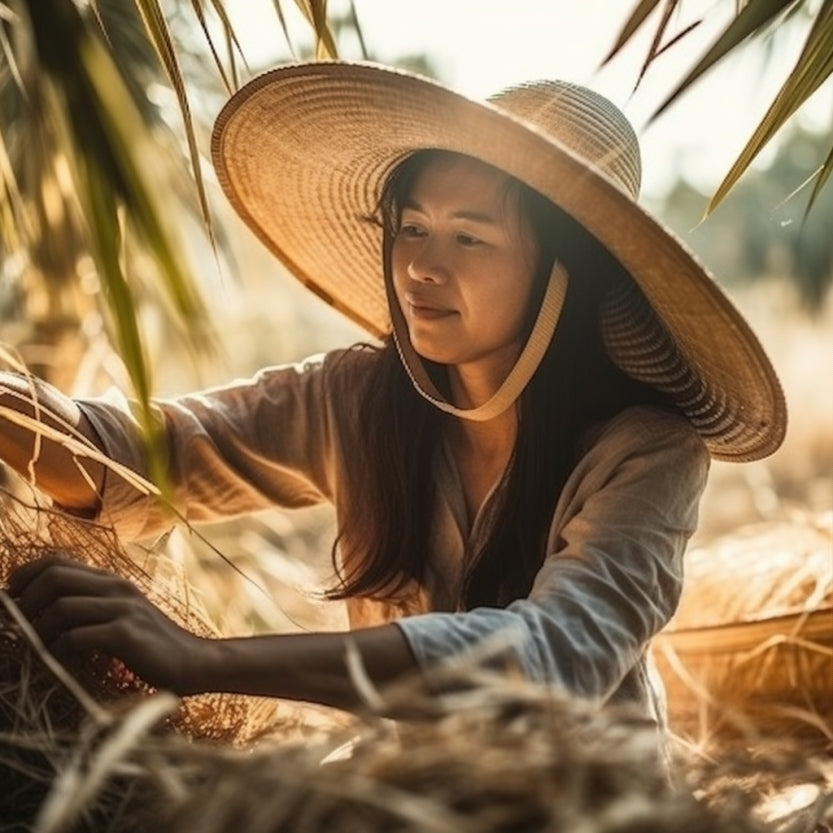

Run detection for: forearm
[[193, 624, 420, 711], [0, 374, 105, 511]]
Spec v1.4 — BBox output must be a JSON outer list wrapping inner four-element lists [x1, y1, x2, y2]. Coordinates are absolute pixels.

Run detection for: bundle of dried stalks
[[4, 655, 833, 833], [4, 644, 831, 833], [0, 492, 830, 832], [0, 487, 278, 746], [654, 511, 833, 749]]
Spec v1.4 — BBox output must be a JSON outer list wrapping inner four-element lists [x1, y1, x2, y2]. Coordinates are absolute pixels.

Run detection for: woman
[[2, 64, 785, 726]]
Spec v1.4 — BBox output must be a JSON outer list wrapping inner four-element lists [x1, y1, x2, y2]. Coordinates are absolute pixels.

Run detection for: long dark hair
[[329, 150, 675, 608]]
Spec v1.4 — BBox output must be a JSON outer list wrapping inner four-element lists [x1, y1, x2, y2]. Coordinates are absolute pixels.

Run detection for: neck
[[449, 406, 518, 459], [446, 405, 518, 524]]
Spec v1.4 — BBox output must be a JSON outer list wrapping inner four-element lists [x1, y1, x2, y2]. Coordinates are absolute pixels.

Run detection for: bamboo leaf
[[705, 0, 833, 214], [292, 0, 339, 58], [805, 139, 833, 214], [602, 0, 665, 64], [131, 0, 215, 248], [271, 0, 298, 58], [652, 0, 801, 120]]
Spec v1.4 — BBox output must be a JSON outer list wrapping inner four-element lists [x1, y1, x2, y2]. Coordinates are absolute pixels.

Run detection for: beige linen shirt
[[79, 347, 709, 721]]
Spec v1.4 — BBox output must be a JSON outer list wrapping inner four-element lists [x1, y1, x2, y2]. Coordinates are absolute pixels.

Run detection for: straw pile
[[4, 643, 831, 833], [654, 511, 833, 748], [1, 490, 831, 832]]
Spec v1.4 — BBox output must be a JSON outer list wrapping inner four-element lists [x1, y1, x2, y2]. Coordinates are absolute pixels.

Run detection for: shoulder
[[251, 343, 382, 394], [550, 406, 710, 546], [575, 405, 710, 493], [588, 405, 706, 457]]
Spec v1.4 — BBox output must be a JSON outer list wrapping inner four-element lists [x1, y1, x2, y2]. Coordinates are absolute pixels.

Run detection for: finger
[[15, 563, 137, 620], [8, 553, 78, 595], [50, 621, 174, 690], [33, 595, 136, 647], [50, 623, 132, 669], [8, 553, 115, 595]]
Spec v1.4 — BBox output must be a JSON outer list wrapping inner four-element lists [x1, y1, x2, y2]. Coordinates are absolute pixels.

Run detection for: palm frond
[[604, 0, 698, 90], [270, 0, 297, 59], [131, 0, 214, 246], [293, 0, 339, 59], [0, 0, 345, 494], [611, 0, 832, 213], [604, 0, 666, 64], [192, 0, 249, 93], [807, 130, 833, 209], [2, 0, 218, 491], [652, 0, 801, 119], [705, 0, 833, 215]]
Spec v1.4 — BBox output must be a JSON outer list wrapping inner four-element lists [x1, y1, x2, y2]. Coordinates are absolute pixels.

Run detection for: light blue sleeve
[[395, 408, 710, 701]]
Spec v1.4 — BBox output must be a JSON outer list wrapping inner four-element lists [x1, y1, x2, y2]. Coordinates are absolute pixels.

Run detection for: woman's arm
[[7, 554, 419, 711], [0, 374, 105, 513]]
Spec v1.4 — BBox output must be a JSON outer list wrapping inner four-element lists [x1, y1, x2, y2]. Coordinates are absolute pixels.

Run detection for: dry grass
[[0, 489, 831, 832], [0, 488, 285, 747], [655, 511, 833, 749], [2, 626, 830, 833], [695, 280, 833, 543]]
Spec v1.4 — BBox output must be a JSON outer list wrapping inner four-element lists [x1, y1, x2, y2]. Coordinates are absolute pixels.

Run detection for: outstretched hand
[[7, 555, 207, 696]]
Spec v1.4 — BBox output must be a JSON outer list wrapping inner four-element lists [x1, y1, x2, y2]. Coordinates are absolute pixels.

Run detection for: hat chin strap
[[387, 261, 569, 422]]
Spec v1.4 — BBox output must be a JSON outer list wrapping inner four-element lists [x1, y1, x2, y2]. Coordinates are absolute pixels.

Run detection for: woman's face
[[391, 153, 539, 380]]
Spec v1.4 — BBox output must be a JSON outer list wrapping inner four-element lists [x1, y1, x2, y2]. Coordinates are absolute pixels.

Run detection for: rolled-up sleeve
[[76, 350, 363, 541], [396, 407, 710, 702]]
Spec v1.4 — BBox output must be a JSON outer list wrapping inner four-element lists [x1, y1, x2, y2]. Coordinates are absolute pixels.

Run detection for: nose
[[406, 237, 448, 284]]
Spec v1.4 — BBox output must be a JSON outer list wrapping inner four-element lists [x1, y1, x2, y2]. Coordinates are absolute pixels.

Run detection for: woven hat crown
[[488, 81, 642, 199]]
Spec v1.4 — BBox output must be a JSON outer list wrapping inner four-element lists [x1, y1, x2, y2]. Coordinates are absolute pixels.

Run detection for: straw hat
[[211, 61, 786, 462]]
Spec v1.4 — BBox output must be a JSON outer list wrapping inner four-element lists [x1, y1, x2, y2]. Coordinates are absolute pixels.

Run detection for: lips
[[404, 293, 455, 320]]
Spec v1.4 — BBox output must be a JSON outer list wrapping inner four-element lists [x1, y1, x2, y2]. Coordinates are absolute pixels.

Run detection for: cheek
[[489, 263, 536, 316]]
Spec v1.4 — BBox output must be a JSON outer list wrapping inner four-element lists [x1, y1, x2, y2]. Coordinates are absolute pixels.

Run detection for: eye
[[397, 223, 425, 239], [456, 232, 483, 247]]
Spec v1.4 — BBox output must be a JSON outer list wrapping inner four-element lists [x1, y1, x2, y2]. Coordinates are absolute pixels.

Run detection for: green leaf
[[706, 0, 833, 214], [602, 0, 665, 65], [132, 0, 215, 249], [652, 0, 801, 120], [42, 72, 169, 493]]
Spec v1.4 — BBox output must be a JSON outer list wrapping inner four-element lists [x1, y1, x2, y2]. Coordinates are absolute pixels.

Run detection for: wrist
[[176, 634, 228, 696]]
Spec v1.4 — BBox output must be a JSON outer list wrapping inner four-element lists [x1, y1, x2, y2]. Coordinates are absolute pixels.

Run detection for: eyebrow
[[402, 198, 498, 225]]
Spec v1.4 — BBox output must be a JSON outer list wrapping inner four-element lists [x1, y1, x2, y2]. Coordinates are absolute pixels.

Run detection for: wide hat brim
[[211, 61, 786, 462]]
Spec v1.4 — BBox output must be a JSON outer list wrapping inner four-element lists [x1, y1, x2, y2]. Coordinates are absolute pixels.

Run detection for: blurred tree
[[660, 120, 833, 309]]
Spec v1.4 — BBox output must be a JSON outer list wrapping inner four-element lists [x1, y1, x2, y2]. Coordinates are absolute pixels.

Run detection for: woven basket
[[653, 512, 833, 747]]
